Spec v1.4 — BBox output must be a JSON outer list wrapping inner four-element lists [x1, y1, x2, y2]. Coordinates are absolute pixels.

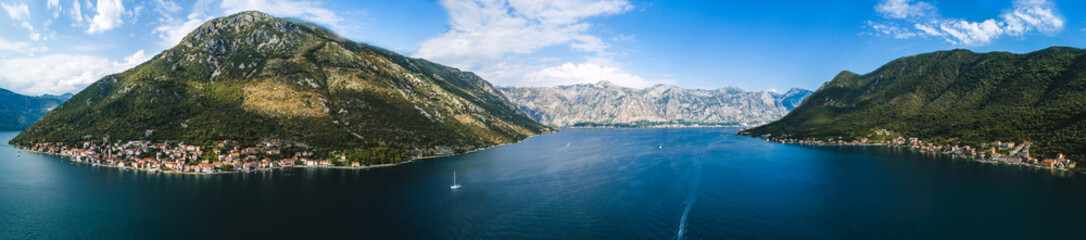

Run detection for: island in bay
[[10, 11, 550, 174]]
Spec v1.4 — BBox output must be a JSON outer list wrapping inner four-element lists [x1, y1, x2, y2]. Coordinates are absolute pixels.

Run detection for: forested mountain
[[12, 11, 549, 158], [741, 47, 1086, 160]]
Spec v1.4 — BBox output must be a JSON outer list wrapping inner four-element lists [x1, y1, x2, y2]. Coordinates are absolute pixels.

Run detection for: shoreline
[[559, 125, 752, 129], [411, 130, 553, 162], [14, 130, 556, 175], [21, 148, 451, 175], [750, 136, 1082, 174]]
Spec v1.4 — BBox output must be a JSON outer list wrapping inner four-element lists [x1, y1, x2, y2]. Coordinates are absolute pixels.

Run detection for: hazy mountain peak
[[0, 88, 62, 130], [500, 84, 812, 127], [593, 80, 618, 88]]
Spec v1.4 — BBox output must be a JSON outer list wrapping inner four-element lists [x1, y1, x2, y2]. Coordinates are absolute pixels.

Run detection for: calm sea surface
[[2, 128, 1085, 239]]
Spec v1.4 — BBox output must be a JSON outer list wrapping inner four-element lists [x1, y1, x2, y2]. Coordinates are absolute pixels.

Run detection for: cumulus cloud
[[1, 2, 29, 20], [220, 0, 342, 27], [414, 0, 653, 88], [152, 14, 209, 47], [415, 0, 631, 68], [867, 0, 1063, 45], [0, 50, 149, 95], [529, 62, 652, 88], [87, 0, 126, 33]]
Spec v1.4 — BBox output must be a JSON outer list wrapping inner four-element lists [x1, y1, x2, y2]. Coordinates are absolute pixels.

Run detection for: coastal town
[[19, 140, 378, 174], [758, 129, 1078, 172]]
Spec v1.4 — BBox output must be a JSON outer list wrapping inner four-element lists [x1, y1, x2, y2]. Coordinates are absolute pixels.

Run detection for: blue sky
[[0, 0, 1084, 95]]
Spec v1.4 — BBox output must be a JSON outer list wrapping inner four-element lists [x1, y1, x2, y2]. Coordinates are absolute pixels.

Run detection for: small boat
[[450, 171, 462, 189]]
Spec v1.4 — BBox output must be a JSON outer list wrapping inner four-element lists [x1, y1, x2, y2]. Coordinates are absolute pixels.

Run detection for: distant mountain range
[[740, 47, 1086, 161], [0, 88, 64, 130], [40, 93, 74, 102], [500, 81, 812, 127], [12, 11, 548, 160]]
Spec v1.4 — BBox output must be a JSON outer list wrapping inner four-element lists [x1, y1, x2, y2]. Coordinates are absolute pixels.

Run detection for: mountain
[[740, 47, 1086, 161], [12, 11, 549, 158], [41, 93, 75, 102], [775, 88, 813, 110], [0, 88, 63, 130], [499, 81, 812, 127]]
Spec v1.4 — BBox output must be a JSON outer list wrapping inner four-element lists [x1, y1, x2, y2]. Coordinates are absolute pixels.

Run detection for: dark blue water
[[2, 128, 1085, 239]]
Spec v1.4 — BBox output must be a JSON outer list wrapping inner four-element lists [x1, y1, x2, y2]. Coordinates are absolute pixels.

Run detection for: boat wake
[[557, 143, 571, 151], [676, 158, 702, 240]]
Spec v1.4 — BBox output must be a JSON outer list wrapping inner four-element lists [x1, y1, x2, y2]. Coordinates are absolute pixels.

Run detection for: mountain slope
[[0, 88, 63, 130], [740, 47, 1086, 161], [500, 81, 812, 127], [12, 11, 548, 157]]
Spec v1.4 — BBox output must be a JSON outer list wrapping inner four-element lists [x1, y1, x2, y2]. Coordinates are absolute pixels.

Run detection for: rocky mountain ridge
[[500, 81, 812, 127]]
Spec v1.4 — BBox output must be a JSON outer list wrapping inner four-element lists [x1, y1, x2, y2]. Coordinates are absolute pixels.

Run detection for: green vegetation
[[741, 47, 1086, 162], [344, 147, 408, 165], [10, 11, 549, 159], [218, 165, 235, 171]]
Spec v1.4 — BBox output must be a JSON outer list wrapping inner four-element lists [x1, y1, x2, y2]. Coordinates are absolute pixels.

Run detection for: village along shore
[[17, 140, 407, 175], [747, 129, 1078, 173]]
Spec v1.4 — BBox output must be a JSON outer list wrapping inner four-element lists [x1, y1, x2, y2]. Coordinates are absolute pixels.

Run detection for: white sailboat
[[450, 171, 462, 189]]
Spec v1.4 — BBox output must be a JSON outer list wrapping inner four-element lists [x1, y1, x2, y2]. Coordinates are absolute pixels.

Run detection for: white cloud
[[415, 0, 632, 68], [868, 21, 920, 39], [0, 37, 47, 55], [152, 0, 181, 17], [1, 2, 29, 20], [151, 0, 345, 47], [0, 38, 31, 52], [875, 0, 934, 19], [414, 0, 649, 87], [70, 0, 84, 23], [87, 0, 125, 33], [529, 62, 652, 88], [2, 2, 46, 42], [152, 15, 209, 47], [611, 34, 635, 42], [219, 0, 342, 27], [47, 0, 62, 18], [868, 0, 1063, 45], [0, 50, 149, 95], [150, 0, 218, 47], [1000, 0, 1063, 35]]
